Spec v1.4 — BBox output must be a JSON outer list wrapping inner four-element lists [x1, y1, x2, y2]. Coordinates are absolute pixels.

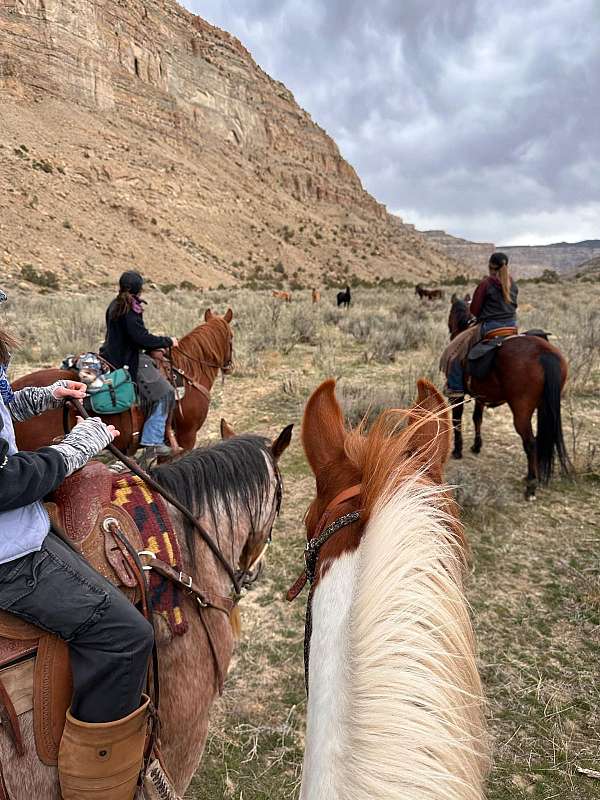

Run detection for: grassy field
[[5, 280, 600, 799]]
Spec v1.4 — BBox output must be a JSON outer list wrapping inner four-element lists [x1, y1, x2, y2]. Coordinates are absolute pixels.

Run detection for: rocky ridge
[[0, 0, 462, 289], [424, 229, 600, 279]]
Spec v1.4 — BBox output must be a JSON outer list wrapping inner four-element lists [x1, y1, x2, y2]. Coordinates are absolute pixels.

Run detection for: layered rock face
[[498, 241, 600, 277], [424, 227, 600, 279], [0, 0, 461, 287], [423, 231, 495, 276]]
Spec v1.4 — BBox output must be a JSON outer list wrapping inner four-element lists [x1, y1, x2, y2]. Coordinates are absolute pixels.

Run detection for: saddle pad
[[111, 475, 188, 635]]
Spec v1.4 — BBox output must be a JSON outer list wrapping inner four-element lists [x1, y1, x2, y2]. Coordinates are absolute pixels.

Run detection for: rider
[[446, 252, 518, 396], [0, 288, 153, 799], [100, 270, 178, 459]]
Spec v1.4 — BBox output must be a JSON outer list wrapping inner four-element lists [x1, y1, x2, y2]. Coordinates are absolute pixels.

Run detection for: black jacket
[[0, 413, 67, 512], [100, 302, 172, 381], [470, 276, 518, 324]]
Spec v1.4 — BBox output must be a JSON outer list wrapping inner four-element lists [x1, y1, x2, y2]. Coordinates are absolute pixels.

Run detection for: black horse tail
[[537, 352, 571, 484]]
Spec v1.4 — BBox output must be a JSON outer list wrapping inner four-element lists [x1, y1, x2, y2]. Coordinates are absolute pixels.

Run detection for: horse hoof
[[526, 494, 536, 502], [452, 451, 463, 460], [470, 445, 481, 455]]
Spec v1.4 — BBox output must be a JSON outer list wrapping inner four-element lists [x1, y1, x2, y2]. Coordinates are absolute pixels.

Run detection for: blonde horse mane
[[324, 402, 490, 799], [333, 474, 489, 800]]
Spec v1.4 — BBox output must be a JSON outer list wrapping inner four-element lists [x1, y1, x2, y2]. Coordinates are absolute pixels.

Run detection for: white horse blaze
[[299, 550, 360, 800]]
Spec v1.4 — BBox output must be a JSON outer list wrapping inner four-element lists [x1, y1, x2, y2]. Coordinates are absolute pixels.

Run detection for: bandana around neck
[[0, 364, 14, 405]]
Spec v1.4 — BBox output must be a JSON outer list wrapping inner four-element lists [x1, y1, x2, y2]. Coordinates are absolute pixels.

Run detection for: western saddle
[[0, 463, 143, 766]]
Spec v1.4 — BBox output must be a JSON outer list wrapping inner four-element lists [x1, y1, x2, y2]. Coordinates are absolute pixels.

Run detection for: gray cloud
[[183, 0, 599, 244]]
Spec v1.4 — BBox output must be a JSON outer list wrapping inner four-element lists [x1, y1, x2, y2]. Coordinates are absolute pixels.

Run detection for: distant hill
[[498, 240, 600, 278], [423, 229, 600, 278], [0, 0, 461, 290], [568, 255, 600, 280]]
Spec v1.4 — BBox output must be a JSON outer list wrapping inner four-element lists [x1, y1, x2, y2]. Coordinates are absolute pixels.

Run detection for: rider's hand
[[170, 337, 179, 348], [75, 415, 119, 441], [52, 381, 87, 401]]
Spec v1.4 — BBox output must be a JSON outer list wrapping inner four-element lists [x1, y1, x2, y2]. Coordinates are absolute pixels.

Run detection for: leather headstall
[[287, 483, 362, 602]]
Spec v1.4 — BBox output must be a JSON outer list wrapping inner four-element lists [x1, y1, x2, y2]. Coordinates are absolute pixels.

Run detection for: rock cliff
[[422, 230, 495, 275], [424, 228, 600, 279], [0, 0, 461, 288]]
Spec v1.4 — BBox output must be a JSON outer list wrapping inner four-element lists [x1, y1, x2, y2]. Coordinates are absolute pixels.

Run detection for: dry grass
[[4, 280, 600, 799]]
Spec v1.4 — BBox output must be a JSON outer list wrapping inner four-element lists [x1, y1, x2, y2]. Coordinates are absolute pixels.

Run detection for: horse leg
[[471, 400, 484, 454], [450, 398, 464, 459], [514, 412, 537, 500]]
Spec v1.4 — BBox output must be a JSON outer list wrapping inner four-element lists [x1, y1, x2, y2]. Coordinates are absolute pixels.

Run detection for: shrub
[[20, 264, 59, 290]]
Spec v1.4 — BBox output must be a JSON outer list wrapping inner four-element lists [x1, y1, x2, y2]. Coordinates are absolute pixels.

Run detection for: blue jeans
[[481, 319, 516, 336], [140, 396, 169, 446], [447, 358, 465, 393]]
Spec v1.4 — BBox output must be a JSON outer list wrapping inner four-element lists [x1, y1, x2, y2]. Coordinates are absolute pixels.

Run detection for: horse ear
[[302, 379, 346, 476], [404, 379, 452, 480], [204, 308, 213, 322], [224, 308, 233, 323], [271, 424, 293, 460], [220, 418, 236, 440]]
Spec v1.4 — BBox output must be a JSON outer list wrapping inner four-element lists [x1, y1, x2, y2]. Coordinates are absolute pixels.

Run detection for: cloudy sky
[[182, 1, 599, 245]]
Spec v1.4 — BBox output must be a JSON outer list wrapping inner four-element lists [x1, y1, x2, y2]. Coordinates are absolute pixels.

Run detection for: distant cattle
[[272, 290, 292, 303], [312, 288, 321, 304], [337, 286, 351, 308]]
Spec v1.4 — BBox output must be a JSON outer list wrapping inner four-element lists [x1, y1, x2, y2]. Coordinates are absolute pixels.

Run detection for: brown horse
[[294, 379, 488, 798], [13, 308, 234, 455], [415, 284, 443, 301], [272, 290, 292, 303], [0, 422, 293, 798], [447, 297, 571, 498]]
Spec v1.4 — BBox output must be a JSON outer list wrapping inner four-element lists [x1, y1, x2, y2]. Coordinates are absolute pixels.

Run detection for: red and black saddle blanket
[[112, 474, 189, 636]]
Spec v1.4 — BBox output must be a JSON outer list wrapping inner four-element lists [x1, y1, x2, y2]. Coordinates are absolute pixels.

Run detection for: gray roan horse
[[0, 422, 292, 798]]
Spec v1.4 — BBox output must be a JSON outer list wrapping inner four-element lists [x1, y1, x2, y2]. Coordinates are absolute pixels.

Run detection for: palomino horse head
[[448, 293, 473, 339], [297, 378, 488, 800], [203, 307, 234, 374]]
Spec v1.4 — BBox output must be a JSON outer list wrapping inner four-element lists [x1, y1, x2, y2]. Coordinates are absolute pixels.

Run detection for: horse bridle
[[287, 483, 363, 693]]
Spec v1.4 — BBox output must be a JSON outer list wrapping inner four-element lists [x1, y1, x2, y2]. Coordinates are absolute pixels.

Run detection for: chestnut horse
[[272, 290, 292, 303], [294, 379, 489, 800], [13, 308, 234, 454], [0, 422, 293, 799], [447, 297, 571, 498]]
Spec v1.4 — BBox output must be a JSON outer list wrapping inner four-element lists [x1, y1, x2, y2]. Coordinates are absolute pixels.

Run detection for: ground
[[5, 280, 600, 799]]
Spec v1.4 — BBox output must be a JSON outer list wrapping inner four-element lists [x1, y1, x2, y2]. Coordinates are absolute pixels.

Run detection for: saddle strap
[[147, 559, 234, 617], [0, 675, 25, 757]]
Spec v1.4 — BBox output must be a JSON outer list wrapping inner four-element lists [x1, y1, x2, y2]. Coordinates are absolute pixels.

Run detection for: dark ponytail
[[110, 270, 144, 320]]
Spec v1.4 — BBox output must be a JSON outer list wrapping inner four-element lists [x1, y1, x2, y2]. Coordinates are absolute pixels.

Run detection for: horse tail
[[537, 351, 571, 484], [337, 479, 489, 800]]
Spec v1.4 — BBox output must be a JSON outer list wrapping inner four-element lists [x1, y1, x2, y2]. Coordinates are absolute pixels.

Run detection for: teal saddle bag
[[89, 368, 137, 414]]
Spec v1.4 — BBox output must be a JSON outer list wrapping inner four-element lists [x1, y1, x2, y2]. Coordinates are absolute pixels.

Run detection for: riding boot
[[58, 695, 150, 800]]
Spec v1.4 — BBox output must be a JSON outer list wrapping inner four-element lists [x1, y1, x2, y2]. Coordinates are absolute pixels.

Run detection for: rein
[[286, 483, 362, 693]]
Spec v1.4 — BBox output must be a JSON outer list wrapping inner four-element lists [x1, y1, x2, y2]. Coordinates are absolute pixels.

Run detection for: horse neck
[[176, 323, 223, 388], [300, 479, 488, 800]]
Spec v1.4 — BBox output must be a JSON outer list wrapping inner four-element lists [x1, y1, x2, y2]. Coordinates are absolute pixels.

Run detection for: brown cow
[[272, 290, 292, 302]]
